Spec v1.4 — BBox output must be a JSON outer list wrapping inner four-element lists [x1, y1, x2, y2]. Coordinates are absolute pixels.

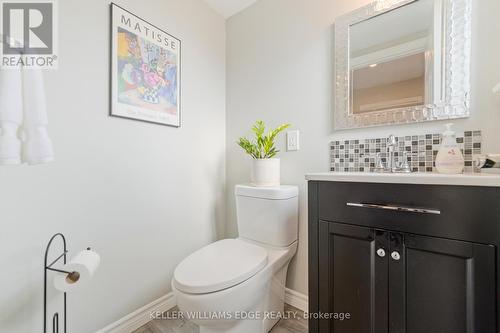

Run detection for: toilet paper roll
[[53, 249, 100, 292]]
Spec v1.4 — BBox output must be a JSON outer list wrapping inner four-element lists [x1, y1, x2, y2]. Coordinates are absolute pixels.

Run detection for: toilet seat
[[173, 239, 268, 294]]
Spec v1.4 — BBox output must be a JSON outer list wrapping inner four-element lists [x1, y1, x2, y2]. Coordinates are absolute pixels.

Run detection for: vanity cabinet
[[308, 180, 500, 333]]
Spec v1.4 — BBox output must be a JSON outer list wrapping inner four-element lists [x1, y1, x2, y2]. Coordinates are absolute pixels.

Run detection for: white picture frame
[[110, 3, 181, 127]]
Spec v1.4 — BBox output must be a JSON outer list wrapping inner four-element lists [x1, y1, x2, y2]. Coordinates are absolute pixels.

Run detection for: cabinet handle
[[391, 251, 401, 261], [376, 248, 386, 258], [346, 202, 441, 215]]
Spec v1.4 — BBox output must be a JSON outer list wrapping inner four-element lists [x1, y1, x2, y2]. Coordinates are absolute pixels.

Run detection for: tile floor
[[132, 304, 308, 333]]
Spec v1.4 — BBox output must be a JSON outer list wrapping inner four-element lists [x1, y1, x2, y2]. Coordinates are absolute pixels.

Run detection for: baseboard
[[285, 288, 308, 313], [96, 288, 307, 333], [95, 292, 176, 333]]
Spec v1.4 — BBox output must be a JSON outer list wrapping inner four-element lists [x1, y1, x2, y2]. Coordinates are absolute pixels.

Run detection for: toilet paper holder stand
[[44, 233, 88, 333]]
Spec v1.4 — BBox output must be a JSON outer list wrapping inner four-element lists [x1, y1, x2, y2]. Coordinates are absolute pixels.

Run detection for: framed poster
[[110, 3, 181, 127]]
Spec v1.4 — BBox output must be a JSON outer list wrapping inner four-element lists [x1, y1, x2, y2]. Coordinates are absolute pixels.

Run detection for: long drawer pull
[[346, 202, 441, 215]]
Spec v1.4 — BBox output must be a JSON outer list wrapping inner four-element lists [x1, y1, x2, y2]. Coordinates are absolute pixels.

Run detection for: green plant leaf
[[237, 121, 291, 159]]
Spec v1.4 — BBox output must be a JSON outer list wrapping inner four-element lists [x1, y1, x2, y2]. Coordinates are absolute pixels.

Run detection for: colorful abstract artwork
[[111, 4, 181, 126]]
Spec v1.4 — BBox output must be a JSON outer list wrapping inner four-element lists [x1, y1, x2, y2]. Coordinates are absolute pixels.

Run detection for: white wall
[[226, 0, 500, 295], [0, 0, 225, 332]]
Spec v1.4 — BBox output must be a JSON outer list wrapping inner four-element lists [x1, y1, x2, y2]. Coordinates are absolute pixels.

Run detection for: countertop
[[305, 172, 500, 187]]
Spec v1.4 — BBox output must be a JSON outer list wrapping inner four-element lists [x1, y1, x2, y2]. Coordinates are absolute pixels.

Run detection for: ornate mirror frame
[[334, 0, 472, 130]]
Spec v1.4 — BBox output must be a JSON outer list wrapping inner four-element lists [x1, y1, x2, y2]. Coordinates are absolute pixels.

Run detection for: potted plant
[[237, 120, 290, 187]]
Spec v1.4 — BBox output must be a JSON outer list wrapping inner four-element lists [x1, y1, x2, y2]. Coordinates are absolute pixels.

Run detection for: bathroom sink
[[305, 172, 500, 187], [372, 168, 413, 174]]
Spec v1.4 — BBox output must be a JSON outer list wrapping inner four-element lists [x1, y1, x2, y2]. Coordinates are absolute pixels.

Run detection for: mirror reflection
[[349, 0, 440, 115]]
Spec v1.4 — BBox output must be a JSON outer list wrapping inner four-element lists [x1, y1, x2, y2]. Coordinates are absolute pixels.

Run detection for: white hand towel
[[21, 68, 54, 165], [0, 67, 23, 165]]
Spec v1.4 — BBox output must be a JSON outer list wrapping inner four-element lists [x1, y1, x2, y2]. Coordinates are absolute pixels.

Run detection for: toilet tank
[[235, 185, 299, 247]]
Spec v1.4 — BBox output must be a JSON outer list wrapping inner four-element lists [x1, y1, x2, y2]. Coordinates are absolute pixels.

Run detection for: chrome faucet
[[387, 134, 397, 172], [373, 135, 412, 173]]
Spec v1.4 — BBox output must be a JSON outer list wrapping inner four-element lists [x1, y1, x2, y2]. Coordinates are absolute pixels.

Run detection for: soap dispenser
[[435, 123, 464, 174]]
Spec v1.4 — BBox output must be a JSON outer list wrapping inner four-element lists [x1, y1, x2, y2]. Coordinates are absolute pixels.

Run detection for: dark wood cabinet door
[[308, 182, 500, 333], [401, 234, 496, 333], [318, 221, 389, 333]]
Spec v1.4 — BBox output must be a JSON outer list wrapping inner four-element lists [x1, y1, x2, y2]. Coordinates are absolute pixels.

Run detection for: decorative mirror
[[334, 0, 471, 130]]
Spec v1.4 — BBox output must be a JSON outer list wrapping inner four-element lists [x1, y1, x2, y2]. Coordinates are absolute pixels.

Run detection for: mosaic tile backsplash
[[330, 130, 482, 173]]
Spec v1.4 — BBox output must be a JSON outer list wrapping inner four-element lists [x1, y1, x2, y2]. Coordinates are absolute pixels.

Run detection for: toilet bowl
[[172, 185, 299, 333]]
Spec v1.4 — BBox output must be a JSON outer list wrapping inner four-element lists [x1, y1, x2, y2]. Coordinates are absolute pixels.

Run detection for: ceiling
[[353, 52, 425, 90], [203, 0, 259, 18], [350, 0, 434, 54]]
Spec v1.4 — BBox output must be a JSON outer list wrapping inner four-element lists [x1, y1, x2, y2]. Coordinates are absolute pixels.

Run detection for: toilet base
[[197, 262, 291, 333], [173, 241, 298, 333]]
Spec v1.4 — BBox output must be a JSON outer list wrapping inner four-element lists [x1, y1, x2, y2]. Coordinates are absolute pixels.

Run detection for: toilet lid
[[173, 239, 268, 294]]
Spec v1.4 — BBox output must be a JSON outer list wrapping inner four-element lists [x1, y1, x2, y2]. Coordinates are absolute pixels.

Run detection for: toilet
[[172, 184, 299, 333]]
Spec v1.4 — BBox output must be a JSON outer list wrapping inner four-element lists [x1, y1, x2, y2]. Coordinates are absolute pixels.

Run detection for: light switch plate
[[287, 130, 300, 151]]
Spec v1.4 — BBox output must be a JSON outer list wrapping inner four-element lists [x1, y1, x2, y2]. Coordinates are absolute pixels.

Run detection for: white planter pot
[[251, 158, 280, 187]]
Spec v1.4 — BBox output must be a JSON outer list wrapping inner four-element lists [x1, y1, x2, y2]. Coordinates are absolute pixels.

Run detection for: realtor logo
[[1, 0, 58, 68]]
